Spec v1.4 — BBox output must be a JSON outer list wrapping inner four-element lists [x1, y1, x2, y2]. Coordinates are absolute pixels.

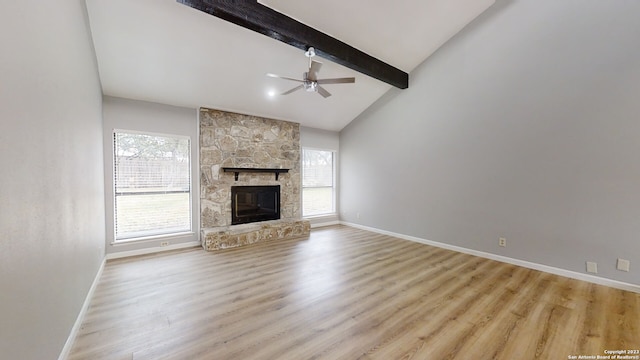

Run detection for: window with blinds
[[302, 149, 335, 216], [113, 131, 191, 240]]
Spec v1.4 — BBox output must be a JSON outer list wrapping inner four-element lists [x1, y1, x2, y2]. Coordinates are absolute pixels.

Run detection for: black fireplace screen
[[231, 185, 280, 225]]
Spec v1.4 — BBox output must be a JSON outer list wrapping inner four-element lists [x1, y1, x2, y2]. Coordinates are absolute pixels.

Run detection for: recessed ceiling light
[[267, 89, 276, 97]]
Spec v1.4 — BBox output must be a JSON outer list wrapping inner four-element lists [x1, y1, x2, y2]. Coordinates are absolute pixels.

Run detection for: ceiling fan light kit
[[267, 47, 355, 98]]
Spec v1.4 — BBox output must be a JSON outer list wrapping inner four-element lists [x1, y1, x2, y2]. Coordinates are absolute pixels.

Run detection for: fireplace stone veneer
[[202, 219, 310, 250], [199, 108, 309, 250]]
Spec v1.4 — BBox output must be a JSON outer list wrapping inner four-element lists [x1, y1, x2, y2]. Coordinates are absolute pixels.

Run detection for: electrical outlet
[[586, 261, 598, 274], [160, 241, 170, 247], [356, 212, 360, 219], [498, 237, 506, 247], [617, 258, 630, 272]]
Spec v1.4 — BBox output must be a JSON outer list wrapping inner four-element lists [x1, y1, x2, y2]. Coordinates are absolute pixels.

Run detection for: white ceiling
[[86, 0, 495, 131]]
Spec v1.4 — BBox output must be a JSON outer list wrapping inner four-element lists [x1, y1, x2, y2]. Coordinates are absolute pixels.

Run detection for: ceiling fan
[[267, 47, 355, 98]]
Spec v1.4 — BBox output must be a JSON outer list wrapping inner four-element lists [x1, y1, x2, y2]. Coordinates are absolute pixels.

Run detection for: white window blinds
[[113, 131, 191, 240]]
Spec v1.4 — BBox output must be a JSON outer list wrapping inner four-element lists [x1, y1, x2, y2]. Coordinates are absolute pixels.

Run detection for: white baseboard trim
[[106, 241, 201, 260], [58, 257, 106, 360], [341, 221, 640, 294], [310, 220, 341, 229]]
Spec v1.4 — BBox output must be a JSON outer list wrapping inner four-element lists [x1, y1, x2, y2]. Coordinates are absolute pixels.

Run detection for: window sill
[[111, 231, 195, 245], [303, 213, 338, 219]]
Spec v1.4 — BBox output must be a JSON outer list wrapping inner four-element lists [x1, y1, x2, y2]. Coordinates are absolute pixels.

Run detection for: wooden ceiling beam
[[177, 0, 409, 89]]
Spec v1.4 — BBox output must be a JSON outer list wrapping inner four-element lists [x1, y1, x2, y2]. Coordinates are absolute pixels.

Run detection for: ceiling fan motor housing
[[304, 81, 317, 92], [302, 71, 317, 92]]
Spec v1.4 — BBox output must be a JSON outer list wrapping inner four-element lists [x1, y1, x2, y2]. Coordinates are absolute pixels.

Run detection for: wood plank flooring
[[68, 225, 640, 360]]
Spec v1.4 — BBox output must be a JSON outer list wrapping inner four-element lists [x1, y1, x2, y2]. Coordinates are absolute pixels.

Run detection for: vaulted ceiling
[[86, 0, 495, 131]]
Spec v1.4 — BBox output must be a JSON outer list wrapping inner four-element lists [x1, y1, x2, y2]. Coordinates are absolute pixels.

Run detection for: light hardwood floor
[[69, 225, 640, 360]]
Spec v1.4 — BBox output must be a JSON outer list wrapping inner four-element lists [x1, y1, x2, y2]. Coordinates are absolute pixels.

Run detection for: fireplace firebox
[[231, 185, 280, 225]]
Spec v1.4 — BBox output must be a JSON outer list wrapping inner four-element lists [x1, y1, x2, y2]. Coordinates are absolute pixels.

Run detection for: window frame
[[301, 147, 337, 217], [112, 129, 193, 242]]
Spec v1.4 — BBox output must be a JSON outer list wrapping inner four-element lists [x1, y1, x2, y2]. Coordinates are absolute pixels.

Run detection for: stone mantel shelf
[[222, 167, 289, 181]]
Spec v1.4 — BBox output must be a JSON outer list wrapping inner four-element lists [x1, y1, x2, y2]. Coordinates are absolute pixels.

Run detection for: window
[[113, 131, 191, 240], [302, 149, 335, 216]]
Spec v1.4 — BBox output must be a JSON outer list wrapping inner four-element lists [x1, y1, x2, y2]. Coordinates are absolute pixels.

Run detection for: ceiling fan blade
[[308, 60, 322, 81], [316, 86, 331, 98], [266, 73, 303, 82], [317, 77, 356, 85], [281, 84, 304, 95]]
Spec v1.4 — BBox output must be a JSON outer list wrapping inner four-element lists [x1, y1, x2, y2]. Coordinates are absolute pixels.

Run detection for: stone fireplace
[[199, 108, 310, 250]]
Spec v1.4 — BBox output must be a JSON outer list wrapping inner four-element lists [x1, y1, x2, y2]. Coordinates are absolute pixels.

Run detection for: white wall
[[102, 96, 199, 255], [0, 1, 106, 359], [340, 0, 640, 286], [301, 126, 340, 151]]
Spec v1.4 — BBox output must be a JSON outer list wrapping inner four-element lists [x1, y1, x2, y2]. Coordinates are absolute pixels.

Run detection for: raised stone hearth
[[199, 108, 310, 250], [202, 219, 310, 250]]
